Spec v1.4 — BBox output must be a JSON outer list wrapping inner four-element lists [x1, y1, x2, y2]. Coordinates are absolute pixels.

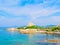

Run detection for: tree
[[17, 26, 25, 29], [25, 25, 42, 29]]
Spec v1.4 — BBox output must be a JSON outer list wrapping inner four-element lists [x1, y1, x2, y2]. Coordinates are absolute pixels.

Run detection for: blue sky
[[0, 0, 60, 27]]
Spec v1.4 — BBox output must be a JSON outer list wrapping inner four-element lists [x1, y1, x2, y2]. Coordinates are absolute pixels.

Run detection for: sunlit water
[[0, 27, 60, 45]]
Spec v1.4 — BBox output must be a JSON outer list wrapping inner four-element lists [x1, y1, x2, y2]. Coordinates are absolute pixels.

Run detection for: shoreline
[[7, 28, 60, 34]]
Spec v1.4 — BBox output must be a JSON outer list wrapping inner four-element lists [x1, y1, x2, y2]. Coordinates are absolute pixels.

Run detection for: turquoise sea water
[[0, 27, 60, 45]]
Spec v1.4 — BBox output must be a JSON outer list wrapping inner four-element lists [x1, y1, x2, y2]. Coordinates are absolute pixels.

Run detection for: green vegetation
[[45, 25, 60, 32], [17, 25, 43, 29], [25, 25, 42, 29], [17, 26, 25, 29], [17, 25, 60, 32]]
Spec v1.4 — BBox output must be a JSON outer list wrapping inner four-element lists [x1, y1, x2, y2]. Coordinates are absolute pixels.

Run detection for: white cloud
[[0, 0, 60, 26], [34, 16, 60, 25], [50, 16, 60, 22], [0, 16, 5, 20], [0, 6, 60, 24], [0, 5, 60, 20], [0, 0, 59, 19]]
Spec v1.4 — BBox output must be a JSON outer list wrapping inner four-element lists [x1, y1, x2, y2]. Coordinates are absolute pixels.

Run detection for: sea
[[0, 27, 60, 45]]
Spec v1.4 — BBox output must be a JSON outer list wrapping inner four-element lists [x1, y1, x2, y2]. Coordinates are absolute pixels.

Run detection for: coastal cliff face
[[7, 28, 46, 34], [7, 28, 60, 34], [7, 24, 60, 34], [19, 29, 35, 34], [7, 28, 18, 32]]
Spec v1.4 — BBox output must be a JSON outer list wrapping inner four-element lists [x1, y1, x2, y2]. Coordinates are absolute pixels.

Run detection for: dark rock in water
[[36, 42, 57, 45]]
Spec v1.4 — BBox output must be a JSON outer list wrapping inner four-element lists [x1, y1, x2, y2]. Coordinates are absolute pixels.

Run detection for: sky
[[0, 0, 60, 27]]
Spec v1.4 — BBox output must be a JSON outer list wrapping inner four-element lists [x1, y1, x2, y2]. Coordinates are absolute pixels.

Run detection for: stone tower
[[28, 22, 35, 26]]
